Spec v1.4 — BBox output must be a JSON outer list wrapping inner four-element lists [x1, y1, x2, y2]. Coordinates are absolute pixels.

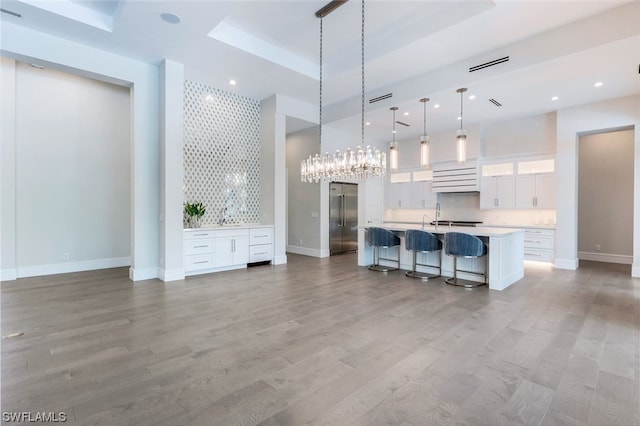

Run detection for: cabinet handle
[[193, 233, 208, 237], [194, 260, 209, 264], [193, 245, 208, 248], [525, 252, 541, 257], [232, 240, 235, 252], [254, 251, 269, 256], [524, 240, 542, 243]]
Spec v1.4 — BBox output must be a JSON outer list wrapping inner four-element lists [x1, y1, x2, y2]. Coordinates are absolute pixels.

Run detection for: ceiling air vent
[[489, 98, 503, 107], [469, 56, 509, 73], [395, 121, 410, 127], [369, 93, 392, 104], [0, 8, 22, 18]]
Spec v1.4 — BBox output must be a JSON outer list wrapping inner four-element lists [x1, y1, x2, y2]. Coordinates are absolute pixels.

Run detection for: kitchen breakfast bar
[[358, 224, 525, 291]]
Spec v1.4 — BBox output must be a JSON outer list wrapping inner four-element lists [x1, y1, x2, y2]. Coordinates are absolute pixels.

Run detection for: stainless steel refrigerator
[[329, 182, 358, 255]]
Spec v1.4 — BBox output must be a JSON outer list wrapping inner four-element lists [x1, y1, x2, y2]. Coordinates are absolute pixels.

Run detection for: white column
[[159, 60, 185, 281]]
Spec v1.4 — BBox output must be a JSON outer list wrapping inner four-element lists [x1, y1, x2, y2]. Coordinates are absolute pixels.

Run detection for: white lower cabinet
[[184, 230, 215, 273], [523, 228, 555, 262], [249, 228, 273, 263], [184, 225, 273, 276], [215, 229, 249, 268]]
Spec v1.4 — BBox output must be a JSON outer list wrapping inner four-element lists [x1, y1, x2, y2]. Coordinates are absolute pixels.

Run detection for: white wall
[[578, 129, 634, 263], [556, 94, 640, 276], [482, 113, 556, 158], [1, 22, 161, 281], [286, 126, 322, 256], [11, 62, 131, 277], [1, 57, 17, 280]]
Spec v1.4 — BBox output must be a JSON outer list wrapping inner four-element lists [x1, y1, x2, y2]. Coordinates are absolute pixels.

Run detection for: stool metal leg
[[445, 256, 486, 288], [405, 250, 442, 280], [368, 245, 400, 272]]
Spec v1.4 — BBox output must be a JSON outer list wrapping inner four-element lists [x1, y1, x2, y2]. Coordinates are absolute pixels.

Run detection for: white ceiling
[[2, 0, 639, 142]]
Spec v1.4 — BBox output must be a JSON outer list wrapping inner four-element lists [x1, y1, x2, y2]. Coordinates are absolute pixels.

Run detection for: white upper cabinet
[[480, 162, 515, 209], [411, 170, 437, 209], [387, 172, 412, 209], [515, 158, 556, 209]]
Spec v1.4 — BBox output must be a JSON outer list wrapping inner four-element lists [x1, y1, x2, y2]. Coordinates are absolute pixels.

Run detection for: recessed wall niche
[[183, 80, 261, 225]]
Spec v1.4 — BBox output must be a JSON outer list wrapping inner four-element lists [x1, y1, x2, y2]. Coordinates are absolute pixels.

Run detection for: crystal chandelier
[[300, 0, 386, 183]]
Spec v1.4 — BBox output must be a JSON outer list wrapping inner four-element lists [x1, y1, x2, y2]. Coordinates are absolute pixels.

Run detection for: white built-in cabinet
[[214, 229, 249, 268], [480, 162, 516, 209], [480, 156, 555, 209], [387, 170, 437, 209], [184, 225, 273, 276], [515, 159, 556, 209]]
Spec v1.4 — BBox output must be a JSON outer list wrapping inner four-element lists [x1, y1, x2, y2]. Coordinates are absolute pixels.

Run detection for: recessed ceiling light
[[434, 104, 440, 109], [457, 116, 462, 120], [160, 12, 181, 24], [469, 95, 476, 100], [551, 96, 559, 101], [594, 82, 603, 87], [403, 112, 409, 116], [365, 122, 371, 126], [229, 79, 237, 86]]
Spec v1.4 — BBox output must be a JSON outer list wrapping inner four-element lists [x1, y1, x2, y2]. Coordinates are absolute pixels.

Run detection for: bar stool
[[404, 229, 442, 280], [367, 227, 401, 272], [444, 232, 487, 288]]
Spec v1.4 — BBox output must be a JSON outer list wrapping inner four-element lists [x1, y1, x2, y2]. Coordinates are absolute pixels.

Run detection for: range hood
[[432, 161, 479, 193]]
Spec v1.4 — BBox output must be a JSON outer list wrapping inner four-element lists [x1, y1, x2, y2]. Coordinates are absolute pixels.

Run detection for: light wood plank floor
[[2, 254, 639, 425]]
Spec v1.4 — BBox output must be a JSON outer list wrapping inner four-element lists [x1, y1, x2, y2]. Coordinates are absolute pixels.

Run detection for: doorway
[[578, 128, 634, 264]]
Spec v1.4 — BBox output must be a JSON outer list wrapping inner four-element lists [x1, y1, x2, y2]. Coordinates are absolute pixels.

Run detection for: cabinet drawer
[[249, 244, 273, 263], [250, 228, 273, 245], [523, 236, 553, 250], [184, 230, 214, 240], [524, 249, 554, 262], [184, 238, 215, 255], [216, 228, 249, 238], [524, 228, 554, 237], [185, 254, 214, 271]]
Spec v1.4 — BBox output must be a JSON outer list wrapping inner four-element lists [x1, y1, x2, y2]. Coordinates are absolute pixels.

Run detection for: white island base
[[359, 224, 525, 291]]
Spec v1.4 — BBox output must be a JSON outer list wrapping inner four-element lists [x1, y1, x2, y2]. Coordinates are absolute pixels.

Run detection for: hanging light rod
[[315, 0, 349, 18]]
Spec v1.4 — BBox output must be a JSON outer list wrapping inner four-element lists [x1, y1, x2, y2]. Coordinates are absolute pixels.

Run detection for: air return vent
[[489, 98, 502, 107], [469, 56, 509, 73], [369, 93, 392, 103], [0, 8, 21, 18], [395, 121, 410, 127]]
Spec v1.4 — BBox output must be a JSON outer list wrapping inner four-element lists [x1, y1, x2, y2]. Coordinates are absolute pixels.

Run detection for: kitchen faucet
[[434, 203, 441, 231]]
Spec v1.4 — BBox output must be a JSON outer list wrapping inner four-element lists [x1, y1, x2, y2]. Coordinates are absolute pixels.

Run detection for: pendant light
[[419, 97, 430, 167], [389, 106, 399, 171], [456, 87, 467, 164], [300, 0, 385, 183]]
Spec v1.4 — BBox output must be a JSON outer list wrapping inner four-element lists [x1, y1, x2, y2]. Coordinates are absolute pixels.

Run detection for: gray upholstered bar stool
[[404, 229, 442, 280], [444, 232, 487, 288], [367, 227, 401, 272]]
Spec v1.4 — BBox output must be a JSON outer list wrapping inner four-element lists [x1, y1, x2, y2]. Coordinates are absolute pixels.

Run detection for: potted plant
[[184, 201, 206, 228]]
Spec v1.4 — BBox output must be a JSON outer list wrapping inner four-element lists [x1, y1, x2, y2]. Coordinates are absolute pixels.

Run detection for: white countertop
[[374, 223, 524, 238]]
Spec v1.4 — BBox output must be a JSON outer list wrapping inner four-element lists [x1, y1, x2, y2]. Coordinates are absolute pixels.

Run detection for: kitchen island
[[358, 223, 525, 291]]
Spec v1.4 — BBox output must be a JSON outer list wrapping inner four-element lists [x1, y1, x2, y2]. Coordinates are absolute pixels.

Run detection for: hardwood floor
[[2, 255, 639, 425]]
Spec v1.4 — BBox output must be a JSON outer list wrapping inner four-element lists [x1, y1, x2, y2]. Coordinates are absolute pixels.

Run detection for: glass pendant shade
[[455, 88, 467, 164], [420, 135, 430, 167], [389, 142, 399, 171], [456, 130, 467, 164]]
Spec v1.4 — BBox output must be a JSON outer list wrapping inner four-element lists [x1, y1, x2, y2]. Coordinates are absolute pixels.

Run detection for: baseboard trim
[[129, 267, 158, 281], [1, 269, 17, 281], [578, 251, 632, 265], [273, 254, 287, 265], [16, 257, 130, 279], [632, 264, 640, 278], [554, 258, 579, 270], [159, 268, 185, 282], [286, 245, 325, 258]]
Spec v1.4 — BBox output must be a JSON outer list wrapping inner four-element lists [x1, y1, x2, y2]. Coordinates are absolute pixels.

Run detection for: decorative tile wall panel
[[184, 81, 261, 225]]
